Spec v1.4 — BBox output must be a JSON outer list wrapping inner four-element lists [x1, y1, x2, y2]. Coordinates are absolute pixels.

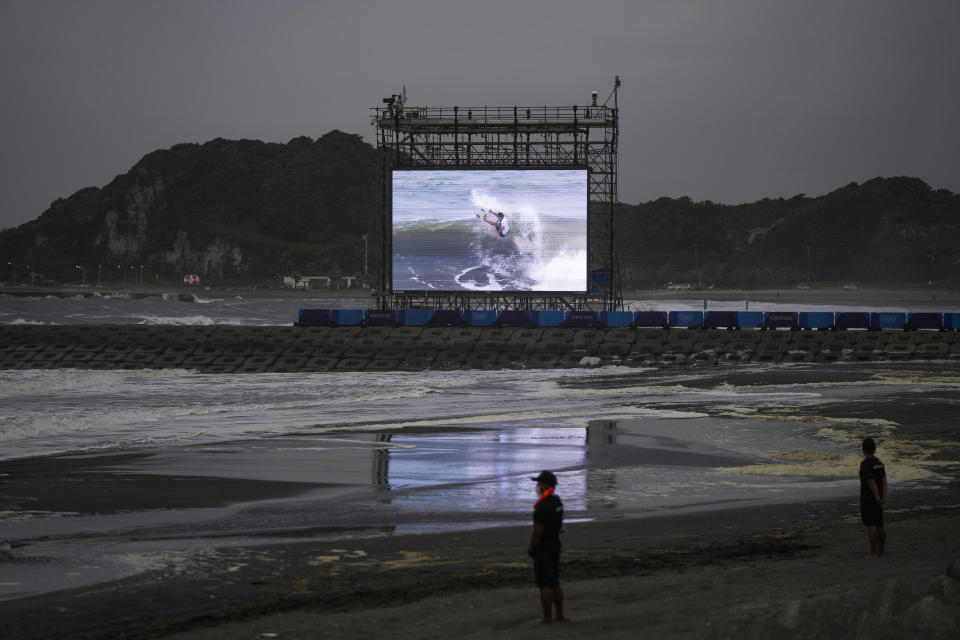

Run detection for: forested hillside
[[616, 177, 959, 288], [0, 131, 379, 285], [1, 130, 957, 289]]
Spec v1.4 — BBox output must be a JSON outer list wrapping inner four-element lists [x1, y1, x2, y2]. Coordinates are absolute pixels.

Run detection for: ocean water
[[1, 292, 959, 600], [3, 288, 956, 327], [0, 290, 372, 326]]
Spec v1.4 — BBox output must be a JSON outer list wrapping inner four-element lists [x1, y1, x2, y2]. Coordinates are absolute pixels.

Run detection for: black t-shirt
[[533, 493, 564, 552], [859, 456, 886, 504]]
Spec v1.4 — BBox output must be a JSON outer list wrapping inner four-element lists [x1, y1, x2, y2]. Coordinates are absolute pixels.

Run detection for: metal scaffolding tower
[[373, 80, 621, 312]]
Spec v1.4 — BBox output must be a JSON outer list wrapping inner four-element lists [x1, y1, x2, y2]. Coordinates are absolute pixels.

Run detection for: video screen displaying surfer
[[391, 169, 588, 292]]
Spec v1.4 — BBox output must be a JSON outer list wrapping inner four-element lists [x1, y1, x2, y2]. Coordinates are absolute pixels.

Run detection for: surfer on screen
[[478, 209, 510, 238]]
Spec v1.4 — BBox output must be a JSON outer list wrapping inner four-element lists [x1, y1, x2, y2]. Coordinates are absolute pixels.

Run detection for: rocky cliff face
[[165, 233, 245, 277], [94, 176, 157, 256]]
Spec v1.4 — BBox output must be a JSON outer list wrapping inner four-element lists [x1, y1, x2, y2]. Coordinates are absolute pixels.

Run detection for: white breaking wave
[[137, 315, 238, 326]]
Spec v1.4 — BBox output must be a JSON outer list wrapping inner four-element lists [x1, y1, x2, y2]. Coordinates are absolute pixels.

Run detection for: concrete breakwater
[[1, 324, 958, 373]]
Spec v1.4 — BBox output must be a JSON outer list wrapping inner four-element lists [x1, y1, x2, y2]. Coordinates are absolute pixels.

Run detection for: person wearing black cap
[[859, 438, 887, 558], [527, 470, 566, 623]]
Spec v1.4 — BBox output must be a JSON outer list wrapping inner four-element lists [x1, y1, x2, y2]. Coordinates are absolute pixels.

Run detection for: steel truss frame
[[373, 94, 621, 312]]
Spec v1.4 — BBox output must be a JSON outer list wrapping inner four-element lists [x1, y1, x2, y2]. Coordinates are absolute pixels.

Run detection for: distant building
[[282, 275, 332, 289]]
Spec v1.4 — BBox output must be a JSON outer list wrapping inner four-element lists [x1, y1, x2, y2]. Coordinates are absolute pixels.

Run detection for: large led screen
[[392, 169, 587, 292]]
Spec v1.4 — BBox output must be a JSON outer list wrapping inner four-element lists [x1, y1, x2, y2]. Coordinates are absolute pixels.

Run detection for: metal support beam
[[373, 89, 621, 312]]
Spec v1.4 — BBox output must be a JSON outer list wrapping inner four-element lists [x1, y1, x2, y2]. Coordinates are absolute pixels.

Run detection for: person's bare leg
[[540, 587, 554, 623], [866, 526, 880, 558], [554, 585, 566, 622], [877, 526, 885, 557]]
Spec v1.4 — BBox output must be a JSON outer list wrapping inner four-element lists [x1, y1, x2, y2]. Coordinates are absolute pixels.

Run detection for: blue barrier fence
[[296, 308, 960, 330]]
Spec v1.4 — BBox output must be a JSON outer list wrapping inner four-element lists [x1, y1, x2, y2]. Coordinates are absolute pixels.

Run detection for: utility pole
[[694, 244, 700, 287], [362, 233, 368, 279], [806, 245, 811, 284]]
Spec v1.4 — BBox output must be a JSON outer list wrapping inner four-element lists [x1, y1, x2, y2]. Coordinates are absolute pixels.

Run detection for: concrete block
[[273, 355, 308, 368], [283, 344, 318, 357], [304, 356, 339, 370], [557, 352, 591, 367], [528, 353, 559, 367], [201, 365, 238, 374], [393, 326, 424, 339], [92, 352, 127, 363], [534, 338, 570, 353], [603, 328, 637, 344], [362, 326, 395, 338], [573, 329, 603, 345], [367, 359, 400, 371], [381, 337, 416, 350], [404, 349, 438, 362], [467, 350, 499, 365], [629, 341, 663, 355], [915, 343, 949, 357], [123, 352, 156, 364], [234, 366, 269, 374], [436, 349, 469, 364], [667, 331, 697, 346], [509, 328, 544, 342], [727, 342, 757, 354], [14, 343, 46, 352], [752, 352, 783, 363], [335, 358, 370, 371], [497, 351, 530, 365], [597, 342, 630, 356], [687, 351, 718, 364], [540, 328, 576, 341], [62, 352, 95, 363], [152, 354, 186, 367], [657, 353, 687, 365]]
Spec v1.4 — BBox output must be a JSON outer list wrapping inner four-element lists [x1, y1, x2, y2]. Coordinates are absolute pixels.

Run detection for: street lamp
[[74, 264, 86, 286]]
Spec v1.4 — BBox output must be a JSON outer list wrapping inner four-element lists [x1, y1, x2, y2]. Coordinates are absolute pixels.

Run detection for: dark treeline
[[0, 131, 380, 286], [617, 177, 960, 289], [1, 131, 957, 288]]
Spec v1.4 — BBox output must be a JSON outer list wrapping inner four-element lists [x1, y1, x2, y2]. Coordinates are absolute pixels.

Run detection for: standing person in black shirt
[[527, 470, 566, 623], [859, 437, 888, 558]]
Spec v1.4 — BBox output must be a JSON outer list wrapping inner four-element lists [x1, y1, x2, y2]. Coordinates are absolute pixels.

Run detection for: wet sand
[[2, 362, 960, 638], [2, 491, 958, 639]]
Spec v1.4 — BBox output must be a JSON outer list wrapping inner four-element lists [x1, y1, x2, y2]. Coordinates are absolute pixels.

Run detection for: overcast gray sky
[[1, 0, 958, 229]]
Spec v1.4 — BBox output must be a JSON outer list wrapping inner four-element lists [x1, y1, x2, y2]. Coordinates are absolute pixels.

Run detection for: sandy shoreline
[[3, 488, 958, 639], [3, 360, 959, 638]]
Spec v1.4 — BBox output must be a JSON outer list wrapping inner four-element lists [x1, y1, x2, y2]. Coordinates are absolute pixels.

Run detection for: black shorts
[[861, 502, 884, 528], [533, 549, 560, 588]]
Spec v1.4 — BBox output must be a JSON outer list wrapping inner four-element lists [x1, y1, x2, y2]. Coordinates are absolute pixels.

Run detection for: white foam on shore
[[136, 315, 237, 325], [0, 368, 195, 397]]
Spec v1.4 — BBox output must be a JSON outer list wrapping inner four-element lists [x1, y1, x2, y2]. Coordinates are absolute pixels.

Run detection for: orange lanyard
[[534, 486, 554, 507]]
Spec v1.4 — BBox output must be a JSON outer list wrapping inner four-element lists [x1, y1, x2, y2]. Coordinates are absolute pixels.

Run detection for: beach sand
[[2, 492, 958, 639], [3, 360, 960, 639]]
